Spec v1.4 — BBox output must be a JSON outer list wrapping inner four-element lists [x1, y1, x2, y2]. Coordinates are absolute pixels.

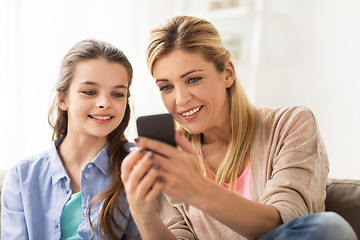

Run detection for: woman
[[1, 39, 139, 239], [121, 16, 357, 240]]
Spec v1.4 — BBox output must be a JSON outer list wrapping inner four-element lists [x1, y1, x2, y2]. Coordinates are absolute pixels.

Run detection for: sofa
[[0, 170, 359, 238]]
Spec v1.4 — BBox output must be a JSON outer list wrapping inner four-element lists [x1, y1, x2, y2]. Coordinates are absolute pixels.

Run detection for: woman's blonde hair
[[48, 39, 135, 239], [146, 16, 256, 188]]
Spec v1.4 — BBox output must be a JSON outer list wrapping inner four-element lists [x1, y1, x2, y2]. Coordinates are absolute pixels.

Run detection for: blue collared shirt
[[1, 139, 139, 239]]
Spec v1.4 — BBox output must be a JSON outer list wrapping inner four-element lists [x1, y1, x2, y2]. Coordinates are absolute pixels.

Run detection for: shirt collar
[[49, 139, 110, 185], [91, 142, 110, 175], [50, 138, 68, 185]]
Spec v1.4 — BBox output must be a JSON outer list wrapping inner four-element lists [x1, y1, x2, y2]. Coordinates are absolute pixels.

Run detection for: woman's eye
[[112, 92, 124, 98], [188, 77, 201, 84], [82, 90, 96, 96], [160, 85, 173, 91]]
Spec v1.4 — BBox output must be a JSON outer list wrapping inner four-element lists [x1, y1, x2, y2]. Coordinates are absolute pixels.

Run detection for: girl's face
[[152, 49, 235, 135], [58, 58, 128, 142]]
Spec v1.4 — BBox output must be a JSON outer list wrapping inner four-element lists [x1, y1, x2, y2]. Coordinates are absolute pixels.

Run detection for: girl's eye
[[188, 77, 202, 84], [112, 92, 124, 98], [82, 90, 96, 96], [159, 85, 173, 92]]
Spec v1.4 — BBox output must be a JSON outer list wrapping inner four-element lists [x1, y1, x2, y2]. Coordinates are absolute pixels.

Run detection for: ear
[[224, 60, 236, 88], [58, 93, 68, 111]]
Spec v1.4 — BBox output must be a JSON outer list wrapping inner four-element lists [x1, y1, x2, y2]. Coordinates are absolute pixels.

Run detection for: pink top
[[199, 146, 252, 200], [224, 163, 252, 200]]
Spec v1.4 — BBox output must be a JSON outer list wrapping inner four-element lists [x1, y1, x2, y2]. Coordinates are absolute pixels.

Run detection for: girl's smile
[[89, 114, 114, 123]]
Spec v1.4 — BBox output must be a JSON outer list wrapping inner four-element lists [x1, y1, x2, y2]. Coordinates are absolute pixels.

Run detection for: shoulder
[[11, 150, 51, 174], [256, 106, 318, 133], [4, 148, 53, 190], [253, 106, 324, 154], [257, 106, 316, 124]]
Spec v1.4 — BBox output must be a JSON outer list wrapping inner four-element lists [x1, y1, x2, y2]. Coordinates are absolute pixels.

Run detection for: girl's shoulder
[[12, 149, 52, 172], [7, 142, 59, 183]]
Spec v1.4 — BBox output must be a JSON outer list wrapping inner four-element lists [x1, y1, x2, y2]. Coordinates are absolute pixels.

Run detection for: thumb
[[174, 130, 198, 155]]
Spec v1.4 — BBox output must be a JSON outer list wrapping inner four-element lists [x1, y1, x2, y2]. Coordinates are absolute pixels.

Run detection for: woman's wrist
[[189, 177, 219, 211]]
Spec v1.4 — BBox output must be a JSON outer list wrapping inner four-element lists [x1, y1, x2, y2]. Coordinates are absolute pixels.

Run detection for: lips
[[180, 106, 203, 117], [89, 115, 113, 120]]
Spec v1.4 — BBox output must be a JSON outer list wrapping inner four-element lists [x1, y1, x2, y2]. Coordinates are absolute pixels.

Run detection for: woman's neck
[[200, 125, 232, 173]]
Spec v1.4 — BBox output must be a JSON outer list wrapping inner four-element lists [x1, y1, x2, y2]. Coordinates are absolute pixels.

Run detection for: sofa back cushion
[[326, 178, 360, 238]]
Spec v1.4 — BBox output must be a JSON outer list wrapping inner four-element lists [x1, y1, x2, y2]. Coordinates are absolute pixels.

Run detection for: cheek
[[161, 94, 174, 111], [118, 101, 128, 115]]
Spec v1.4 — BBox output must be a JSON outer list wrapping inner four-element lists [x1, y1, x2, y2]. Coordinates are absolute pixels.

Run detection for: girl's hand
[[121, 147, 164, 222], [134, 131, 208, 206]]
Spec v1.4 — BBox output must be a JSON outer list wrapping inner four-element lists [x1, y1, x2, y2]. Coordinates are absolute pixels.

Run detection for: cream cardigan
[[158, 106, 329, 240]]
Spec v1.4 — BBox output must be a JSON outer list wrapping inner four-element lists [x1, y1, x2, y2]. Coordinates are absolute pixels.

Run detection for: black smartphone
[[136, 113, 176, 147]]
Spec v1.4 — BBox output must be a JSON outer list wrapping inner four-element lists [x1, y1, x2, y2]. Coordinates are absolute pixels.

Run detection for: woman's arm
[[135, 131, 282, 240], [132, 107, 328, 240]]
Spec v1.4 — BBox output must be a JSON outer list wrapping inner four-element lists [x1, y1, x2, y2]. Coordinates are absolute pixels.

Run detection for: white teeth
[[92, 115, 111, 120], [181, 106, 202, 117]]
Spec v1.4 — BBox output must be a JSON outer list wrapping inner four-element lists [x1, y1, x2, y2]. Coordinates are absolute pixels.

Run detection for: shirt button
[[84, 173, 90, 179], [88, 164, 93, 169], [65, 190, 70, 194]]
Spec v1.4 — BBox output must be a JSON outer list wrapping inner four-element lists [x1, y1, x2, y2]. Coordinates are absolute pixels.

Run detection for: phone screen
[[136, 113, 176, 147]]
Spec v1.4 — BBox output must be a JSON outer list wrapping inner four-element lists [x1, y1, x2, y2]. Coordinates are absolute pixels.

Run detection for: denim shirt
[[1, 139, 139, 239]]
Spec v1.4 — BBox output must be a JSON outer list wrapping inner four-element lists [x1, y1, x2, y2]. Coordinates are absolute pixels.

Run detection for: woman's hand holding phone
[[132, 130, 207, 207]]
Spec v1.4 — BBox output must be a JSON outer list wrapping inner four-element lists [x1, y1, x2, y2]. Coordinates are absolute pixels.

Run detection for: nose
[[97, 94, 111, 109], [175, 86, 191, 106]]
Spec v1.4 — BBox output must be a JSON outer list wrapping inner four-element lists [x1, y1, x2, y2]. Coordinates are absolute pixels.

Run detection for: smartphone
[[136, 113, 176, 147]]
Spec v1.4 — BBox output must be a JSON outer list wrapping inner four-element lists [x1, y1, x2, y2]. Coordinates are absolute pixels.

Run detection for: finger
[[136, 164, 162, 199], [174, 130, 198, 155], [145, 178, 165, 202], [126, 152, 155, 191], [135, 137, 177, 158], [121, 147, 146, 182]]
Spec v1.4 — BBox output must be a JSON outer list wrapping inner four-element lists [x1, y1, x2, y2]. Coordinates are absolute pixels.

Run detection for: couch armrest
[[326, 178, 360, 239]]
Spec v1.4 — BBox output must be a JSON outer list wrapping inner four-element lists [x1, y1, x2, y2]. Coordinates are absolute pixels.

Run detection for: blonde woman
[[121, 16, 356, 240], [1, 39, 140, 239]]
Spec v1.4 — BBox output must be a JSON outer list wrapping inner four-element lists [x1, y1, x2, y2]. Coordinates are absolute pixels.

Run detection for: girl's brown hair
[[146, 16, 257, 189], [48, 39, 134, 239]]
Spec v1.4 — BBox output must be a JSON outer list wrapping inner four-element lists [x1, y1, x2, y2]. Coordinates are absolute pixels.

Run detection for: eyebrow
[[155, 69, 204, 83], [80, 81, 127, 89], [181, 69, 204, 78]]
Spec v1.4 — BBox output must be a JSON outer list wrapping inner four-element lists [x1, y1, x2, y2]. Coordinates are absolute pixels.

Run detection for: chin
[[182, 125, 204, 135]]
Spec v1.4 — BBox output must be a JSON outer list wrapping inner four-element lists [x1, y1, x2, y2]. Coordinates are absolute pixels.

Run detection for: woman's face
[[58, 58, 129, 142], [152, 49, 235, 135]]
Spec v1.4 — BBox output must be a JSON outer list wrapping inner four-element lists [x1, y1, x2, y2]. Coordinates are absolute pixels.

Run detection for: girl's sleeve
[[259, 106, 329, 223], [1, 167, 29, 239]]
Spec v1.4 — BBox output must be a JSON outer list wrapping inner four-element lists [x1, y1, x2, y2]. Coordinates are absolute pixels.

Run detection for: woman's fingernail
[[134, 138, 139, 143], [177, 130, 182, 136], [158, 177, 164, 183], [149, 152, 154, 159], [154, 163, 161, 170], [138, 147, 145, 153]]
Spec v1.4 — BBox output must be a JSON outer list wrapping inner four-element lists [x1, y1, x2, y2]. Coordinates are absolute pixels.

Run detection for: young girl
[[121, 16, 357, 240], [1, 39, 140, 239]]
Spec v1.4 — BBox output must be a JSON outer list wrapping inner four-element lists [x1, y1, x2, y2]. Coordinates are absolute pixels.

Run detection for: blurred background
[[0, 0, 359, 179]]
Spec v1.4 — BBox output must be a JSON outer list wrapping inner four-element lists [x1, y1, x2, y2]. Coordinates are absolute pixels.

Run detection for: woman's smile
[[179, 105, 204, 119]]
